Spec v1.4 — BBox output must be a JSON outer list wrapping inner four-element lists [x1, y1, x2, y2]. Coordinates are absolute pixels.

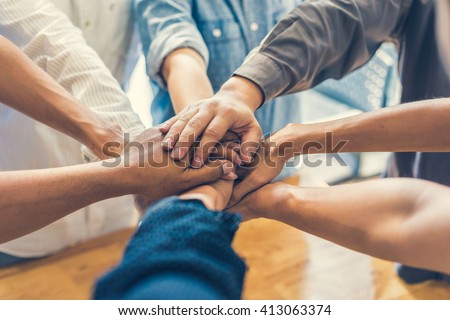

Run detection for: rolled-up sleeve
[[0, 0, 145, 161], [234, 0, 412, 103], [135, 0, 209, 89]]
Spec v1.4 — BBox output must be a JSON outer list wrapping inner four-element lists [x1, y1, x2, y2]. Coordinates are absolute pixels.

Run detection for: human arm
[[162, 48, 214, 113], [230, 98, 450, 204], [437, 0, 450, 75], [231, 179, 450, 275], [0, 0, 144, 152], [94, 180, 244, 300], [0, 162, 132, 244], [0, 35, 122, 158], [0, 128, 233, 244], [159, 0, 411, 163], [135, 0, 214, 112], [233, 0, 411, 101]]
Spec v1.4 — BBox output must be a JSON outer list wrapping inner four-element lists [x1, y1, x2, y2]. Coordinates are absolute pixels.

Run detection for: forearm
[[268, 179, 450, 274], [234, 0, 410, 102], [0, 0, 144, 137], [162, 48, 214, 112], [281, 99, 450, 158], [0, 164, 129, 243], [0, 36, 120, 155]]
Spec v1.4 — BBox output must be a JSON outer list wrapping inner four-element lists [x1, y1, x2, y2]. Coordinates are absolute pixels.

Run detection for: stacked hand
[[129, 76, 299, 215], [136, 75, 299, 215], [106, 127, 235, 208], [159, 76, 263, 167]]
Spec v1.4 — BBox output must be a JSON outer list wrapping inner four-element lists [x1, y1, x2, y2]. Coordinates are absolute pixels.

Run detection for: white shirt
[[0, 0, 145, 257]]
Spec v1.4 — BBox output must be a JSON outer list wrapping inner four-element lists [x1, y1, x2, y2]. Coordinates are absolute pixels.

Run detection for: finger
[[222, 172, 239, 180], [159, 116, 178, 134], [239, 123, 263, 163], [210, 143, 242, 165], [211, 179, 234, 209], [172, 111, 213, 160], [193, 117, 230, 167], [162, 109, 198, 152], [228, 171, 264, 207], [222, 131, 240, 142], [186, 160, 234, 186]]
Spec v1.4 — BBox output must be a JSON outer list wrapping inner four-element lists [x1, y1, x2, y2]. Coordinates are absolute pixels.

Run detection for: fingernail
[[240, 154, 252, 163], [221, 161, 234, 175], [224, 172, 238, 180], [159, 124, 169, 133]]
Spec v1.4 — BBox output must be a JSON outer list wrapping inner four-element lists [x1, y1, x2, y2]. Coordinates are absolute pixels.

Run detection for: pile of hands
[[99, 89, 299, 219], [123, 125, 290, 220]]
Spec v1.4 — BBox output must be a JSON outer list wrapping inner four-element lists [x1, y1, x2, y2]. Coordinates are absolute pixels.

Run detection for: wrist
[[217, 76, 263, 112], [258, 183, 296, 220], [179, 193, 216, 211], [106, 161, 144, 196], [90, 162, 135, 198], [270, 123, 305, 161], [275, 123, 335, 160], [80, 118, 124, 159]]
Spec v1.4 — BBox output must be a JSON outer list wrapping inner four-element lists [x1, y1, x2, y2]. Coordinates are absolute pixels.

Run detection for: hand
[[88, 121, 125, 160], [133, 135, 241, 214], [228, 182, 293, 221], [110, 127, 235, 205], [228, 126, 296, 207], [159, 76, 264, 167], [179, 178, 234, 211]]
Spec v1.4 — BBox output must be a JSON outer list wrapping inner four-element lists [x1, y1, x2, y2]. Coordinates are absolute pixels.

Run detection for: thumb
[[186, 160, 235, 186], [240, 124, 263, 163]]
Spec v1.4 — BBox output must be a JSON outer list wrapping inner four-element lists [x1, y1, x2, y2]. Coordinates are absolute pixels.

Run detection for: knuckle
[[285, 122, 296, 129], [203, 127, 221, 140], [220, 107, 237, 118], [187, 117, 203, 130], [177, 114, 191, 123]]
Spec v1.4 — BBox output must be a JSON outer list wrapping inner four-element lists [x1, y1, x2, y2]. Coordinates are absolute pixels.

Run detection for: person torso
[[0, 0, 138, 257], [52, 0, 140, 87], [393, 0, 450, 185], [151, 0, 303, 135]]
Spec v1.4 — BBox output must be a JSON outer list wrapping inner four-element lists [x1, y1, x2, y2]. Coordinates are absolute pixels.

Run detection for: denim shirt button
[[212, 28, 222, 38], [250, 22, 259, 32]]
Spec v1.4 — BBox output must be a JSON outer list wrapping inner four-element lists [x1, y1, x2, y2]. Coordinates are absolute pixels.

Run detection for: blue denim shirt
[[135, 0, 398, 178], [136, 0, 303, 135]]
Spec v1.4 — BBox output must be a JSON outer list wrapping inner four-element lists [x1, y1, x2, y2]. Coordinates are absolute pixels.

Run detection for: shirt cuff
[[234, 49, 290, 104], [147, 22, 209, 90], [142, 197, 242, 235]]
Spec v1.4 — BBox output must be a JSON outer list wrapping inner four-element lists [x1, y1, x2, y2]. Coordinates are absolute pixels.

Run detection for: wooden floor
[[1, 176, 450, 299]]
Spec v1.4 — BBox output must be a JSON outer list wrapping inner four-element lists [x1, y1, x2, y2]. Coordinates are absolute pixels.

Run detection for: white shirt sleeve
[[0, 0, 145, 160]]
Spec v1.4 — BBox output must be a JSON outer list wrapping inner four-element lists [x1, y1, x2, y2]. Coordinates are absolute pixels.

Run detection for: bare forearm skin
[[0, 164, 130, 244], [266, 179, 450, 274], [0, 36, 119, 154], [279, 99, 450, 158], [162, 48, 214, 112]]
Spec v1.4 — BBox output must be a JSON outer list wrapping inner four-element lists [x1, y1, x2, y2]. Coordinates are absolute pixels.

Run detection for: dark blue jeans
[[94, 197, 246, 300]]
